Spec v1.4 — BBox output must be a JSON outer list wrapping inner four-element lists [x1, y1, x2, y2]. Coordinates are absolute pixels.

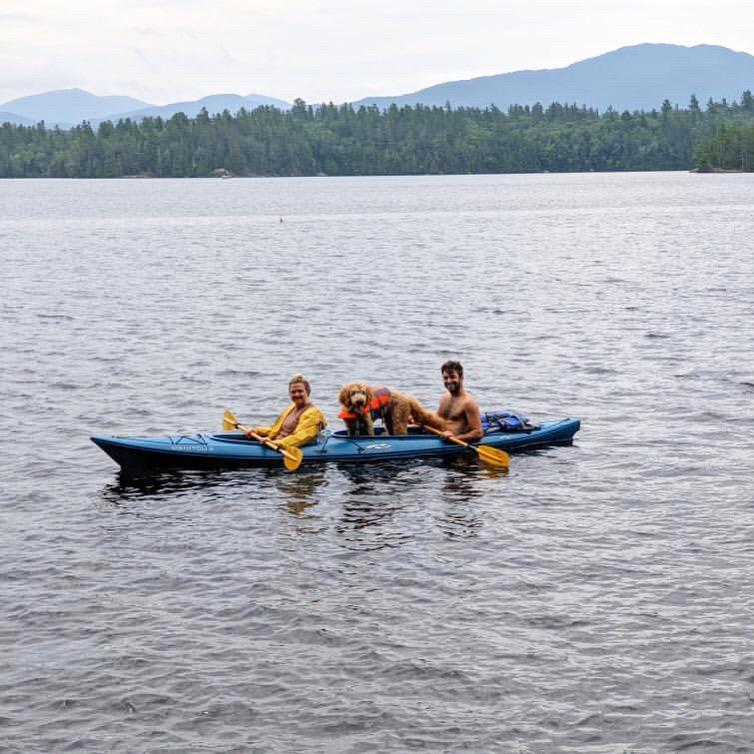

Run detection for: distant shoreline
[[691, 167, 745, 173], [4, 169, 748, 180], [0, 169, 707, 180]]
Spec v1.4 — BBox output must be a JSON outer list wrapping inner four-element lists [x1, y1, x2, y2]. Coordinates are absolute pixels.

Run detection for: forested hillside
[[2, 94, 754, 177]]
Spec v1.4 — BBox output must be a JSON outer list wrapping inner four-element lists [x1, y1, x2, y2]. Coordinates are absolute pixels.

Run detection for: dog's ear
[[338, 385, 352, 408], [364, 384, 374, 404]]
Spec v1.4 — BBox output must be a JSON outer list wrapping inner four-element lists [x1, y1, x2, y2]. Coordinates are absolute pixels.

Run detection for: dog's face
[[339, 382, 373, 412]]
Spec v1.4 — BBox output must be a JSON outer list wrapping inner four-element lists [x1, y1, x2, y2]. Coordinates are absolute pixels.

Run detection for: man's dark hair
[[441, 360, 464, 377]]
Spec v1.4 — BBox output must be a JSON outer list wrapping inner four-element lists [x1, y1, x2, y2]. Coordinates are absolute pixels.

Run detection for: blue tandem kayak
[[91, 413, 580, 473]]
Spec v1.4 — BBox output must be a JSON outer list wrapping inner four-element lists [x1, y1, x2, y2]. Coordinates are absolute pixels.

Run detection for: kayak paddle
[[223, 409, 303, 471], [422, 425, 510, 470]]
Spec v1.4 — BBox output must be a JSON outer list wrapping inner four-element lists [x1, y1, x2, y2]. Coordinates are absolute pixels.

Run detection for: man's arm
[[437, 394, 449, 418], [457, 398, 483, 443]]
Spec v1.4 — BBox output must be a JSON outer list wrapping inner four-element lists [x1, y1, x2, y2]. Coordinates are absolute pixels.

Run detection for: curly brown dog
[[338, 383, 446, 436]]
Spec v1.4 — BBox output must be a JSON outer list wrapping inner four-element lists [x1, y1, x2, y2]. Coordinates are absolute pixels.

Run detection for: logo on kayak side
[[365, 443, 392, 450]]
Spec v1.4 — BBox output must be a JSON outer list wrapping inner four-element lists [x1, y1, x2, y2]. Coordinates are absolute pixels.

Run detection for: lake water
[[2, 172, 754, 753]]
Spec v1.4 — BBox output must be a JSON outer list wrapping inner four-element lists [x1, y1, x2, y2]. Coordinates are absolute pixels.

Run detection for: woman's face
[[289, 382, 309, 408]]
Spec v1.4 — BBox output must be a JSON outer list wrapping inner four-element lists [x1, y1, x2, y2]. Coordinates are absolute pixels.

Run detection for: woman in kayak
[[245, 373, 327, 448]]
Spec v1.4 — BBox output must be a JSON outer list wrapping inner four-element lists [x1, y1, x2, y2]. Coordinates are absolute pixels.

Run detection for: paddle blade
[[476, 444, 510, 470], [282, 446, 303, 471], [223, 409, 239, 430]]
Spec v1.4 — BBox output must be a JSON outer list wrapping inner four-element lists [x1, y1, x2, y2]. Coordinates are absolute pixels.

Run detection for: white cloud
[[1, 0, 753, 104]]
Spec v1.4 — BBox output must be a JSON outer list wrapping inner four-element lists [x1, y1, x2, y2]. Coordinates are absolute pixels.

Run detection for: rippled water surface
[[3, 173, 754, 753]]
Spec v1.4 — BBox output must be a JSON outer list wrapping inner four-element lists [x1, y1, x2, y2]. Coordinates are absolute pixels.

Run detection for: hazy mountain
[[101, 93, 291, 123], [0, 111, 35, 126], [352, 44, 754, 112], [0, 88, 152, 126], [4, 43, 753, 129], [0, 89, 289, 128]]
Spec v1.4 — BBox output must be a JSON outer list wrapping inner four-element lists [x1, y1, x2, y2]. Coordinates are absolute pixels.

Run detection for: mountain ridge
[[0, 111, 35, 126], [0, 90, 291, 129], [2, 44, 754, 128], [352, 43, 754, 112], [1, 88, 152, 126], [98, 93, 291, 125]]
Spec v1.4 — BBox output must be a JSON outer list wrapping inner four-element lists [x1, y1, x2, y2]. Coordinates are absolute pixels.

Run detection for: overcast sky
[[2, 0, 753, 105]]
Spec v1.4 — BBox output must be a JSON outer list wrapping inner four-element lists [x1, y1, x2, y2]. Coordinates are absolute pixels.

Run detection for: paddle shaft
[[422, 424, 473, 448], [422, 424, 509, 468], [230, 419, 299, 463]]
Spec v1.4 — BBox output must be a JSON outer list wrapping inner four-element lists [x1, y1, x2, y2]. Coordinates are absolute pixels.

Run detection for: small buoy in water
[[279, 216, 284, 223]]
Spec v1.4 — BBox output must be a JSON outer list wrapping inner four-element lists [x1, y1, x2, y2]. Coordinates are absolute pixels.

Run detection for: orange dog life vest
[[339, 386, 391, 421]]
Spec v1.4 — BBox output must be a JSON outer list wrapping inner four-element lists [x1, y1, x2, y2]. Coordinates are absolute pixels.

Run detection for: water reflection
[[101, 470, 209, 503], [334, 498, 407, 551], [434, 459, 497, 540], [441, 462, 485, 501], [478, 464, 510, 481], [95, 456, 501, 544], [328, 461, 426, 549], [334, 459, 425, 491], [326, 458, 500, 547], [274, 467, 327, 516], [97, 467, 274, 508]]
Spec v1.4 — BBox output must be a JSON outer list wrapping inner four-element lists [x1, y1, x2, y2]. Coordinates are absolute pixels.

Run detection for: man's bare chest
[[440, 397, 466, 420]]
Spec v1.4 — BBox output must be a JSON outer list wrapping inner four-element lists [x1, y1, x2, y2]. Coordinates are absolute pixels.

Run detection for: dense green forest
[[693, 122, 754, 171], [2, 93, 754, 177]]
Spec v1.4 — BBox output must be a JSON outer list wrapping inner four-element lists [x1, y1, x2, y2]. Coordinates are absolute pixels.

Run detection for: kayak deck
[[91, 417, 580, 473]]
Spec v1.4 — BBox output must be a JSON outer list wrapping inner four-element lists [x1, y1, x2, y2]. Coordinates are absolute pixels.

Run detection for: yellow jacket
[[254, 404, 327, 449]]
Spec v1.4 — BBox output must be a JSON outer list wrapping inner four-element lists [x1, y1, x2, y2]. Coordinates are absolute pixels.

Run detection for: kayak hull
[[91, 417, 580, 473]]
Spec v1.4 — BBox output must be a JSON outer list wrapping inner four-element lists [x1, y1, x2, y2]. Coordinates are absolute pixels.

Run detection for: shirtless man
[[437, 360, 484, 443]]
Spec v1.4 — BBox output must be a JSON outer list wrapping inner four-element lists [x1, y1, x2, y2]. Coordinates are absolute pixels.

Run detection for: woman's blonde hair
[[289, 373, 311, 395]]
